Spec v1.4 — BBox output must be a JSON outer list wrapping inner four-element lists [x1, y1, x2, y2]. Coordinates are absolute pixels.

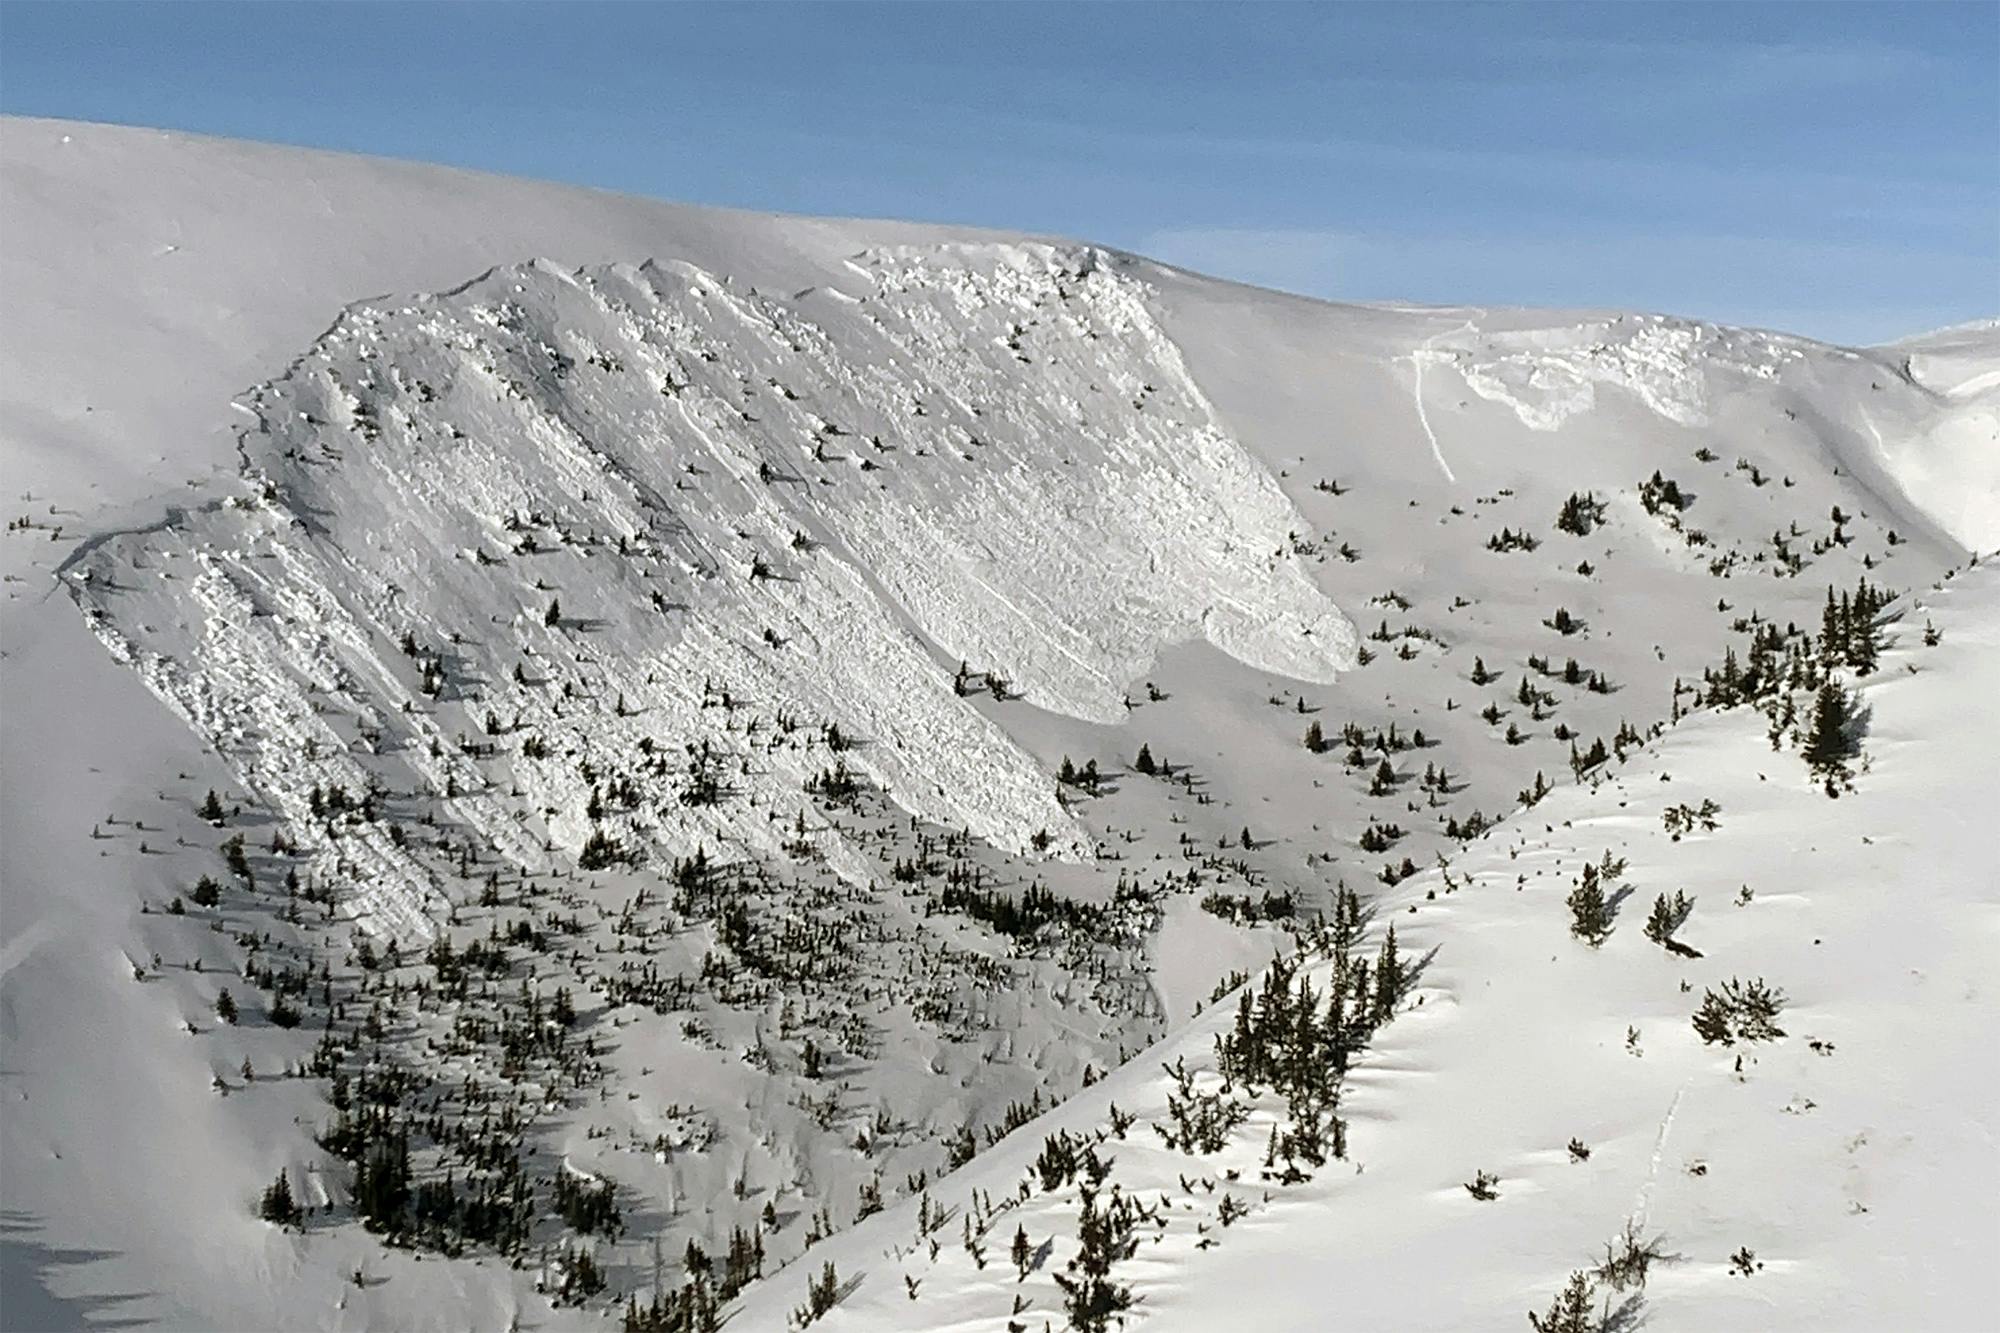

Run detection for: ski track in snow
[[1634, 1080, 1688, 1229]]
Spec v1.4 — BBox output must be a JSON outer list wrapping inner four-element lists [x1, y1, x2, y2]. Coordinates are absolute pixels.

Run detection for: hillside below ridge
[[729, 556, 2000, 1333]]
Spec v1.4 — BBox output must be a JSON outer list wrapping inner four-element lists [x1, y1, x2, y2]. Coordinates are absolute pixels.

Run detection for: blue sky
[[3, 1, 1993, 344]]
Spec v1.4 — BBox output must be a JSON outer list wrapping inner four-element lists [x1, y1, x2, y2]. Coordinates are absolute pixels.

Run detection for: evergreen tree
[[215, 987, 239, 1025], [794, 1261, 840, 1325], [1133, 744, 1156, 775], [1802, 680, 1855, 787], [1372, 926, 1405, 1025], [1303, 721, 1324, 753], [353, 1132, 411, 1234], [1054, 1180, 1136, 1333], [259, 1169, 302, 1226], [199, 789, 226, 823], [1527, 1271, 1597, 1333], [1691, 989, 1734, 1045], [1012, 1223, 1033, 1281], [545, 598, 562, 626], [1643, 891, 1694, 947], [1566, 873, 1612, 946]]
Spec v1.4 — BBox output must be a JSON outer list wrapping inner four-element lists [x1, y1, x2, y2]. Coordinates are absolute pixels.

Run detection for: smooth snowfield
[[2, 118, 1995, 1333]]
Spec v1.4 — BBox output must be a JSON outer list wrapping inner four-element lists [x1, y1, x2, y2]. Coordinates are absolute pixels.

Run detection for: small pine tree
[[1372, 926, 1404, 1024], [1134, 743, 1156, 775], [1053, 1181, 1135, 1333], [545, 598, 562, 626], [1691, 989, 1734, 1045], [215, 987, 239, 1025], [1303, 720, 1324, 753], [1527, 1270, 1597, 1333], [794, 1261, 840, 1325], [1011, 1223, 1032, 1281], [1802, 680, 1855, 787], [1643, 891, 1694, 947], [199, 789, 226, 823], [1566, 875, 1612, 946]]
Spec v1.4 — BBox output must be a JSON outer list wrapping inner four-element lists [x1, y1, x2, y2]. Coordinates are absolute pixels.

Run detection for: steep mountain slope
[[2, 118, 1992, 1332]]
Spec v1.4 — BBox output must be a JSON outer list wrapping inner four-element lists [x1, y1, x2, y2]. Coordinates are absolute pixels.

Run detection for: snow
[[1453, 316, 1810, 431], [732, 561, 2000, 1333], [3, 116, 1994, 1333]]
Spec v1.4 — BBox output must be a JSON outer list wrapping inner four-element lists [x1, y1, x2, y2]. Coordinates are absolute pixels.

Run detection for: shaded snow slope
[[731, 562, 2000, 1333]]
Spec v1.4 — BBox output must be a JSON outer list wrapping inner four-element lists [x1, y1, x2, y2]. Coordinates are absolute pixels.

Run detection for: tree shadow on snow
[[0, 1211, 156, 1330]]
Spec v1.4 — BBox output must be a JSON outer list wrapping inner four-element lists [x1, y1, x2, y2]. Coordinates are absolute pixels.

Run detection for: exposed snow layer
[[1453, 315, 1808, 430], [71, 245, 1356, 933], [732, 563, 2000, 1333]]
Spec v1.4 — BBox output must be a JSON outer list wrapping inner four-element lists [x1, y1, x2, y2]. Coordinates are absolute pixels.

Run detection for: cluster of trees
[[1197, 888, 1296, 926], [1642, 891, 1695, 952], [1055, 1163, 1139, 1333], [933, 865, 1105, 943], [1487, 526, 1541, 553], [1692, 977, 1787, 1045], [1554, 491, 1608, 537], [1565, 852, 1628, 947], [1682, 578, 1892, 792], [1208, 891, 1402, 1180], [1638, 470, 1690, 517]]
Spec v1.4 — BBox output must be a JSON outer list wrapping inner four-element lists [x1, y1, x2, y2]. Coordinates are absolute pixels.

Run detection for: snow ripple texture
[[72, 245, 1356, 938]]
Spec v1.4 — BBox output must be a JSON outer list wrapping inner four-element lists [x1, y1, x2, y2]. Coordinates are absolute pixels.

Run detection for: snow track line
[[1634, 1080, 1688, 1229], [1406, 313, 1481, 484]]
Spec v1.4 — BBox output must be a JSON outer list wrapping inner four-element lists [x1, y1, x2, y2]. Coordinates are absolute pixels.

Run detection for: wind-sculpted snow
[[71, 244, 1356, 938]]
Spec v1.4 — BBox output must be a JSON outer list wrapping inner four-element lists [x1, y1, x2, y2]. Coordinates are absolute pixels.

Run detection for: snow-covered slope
[[1868, 320, 2000, 550], [730, 558, 2000, 1333], [3, 117, 1993, 1333]]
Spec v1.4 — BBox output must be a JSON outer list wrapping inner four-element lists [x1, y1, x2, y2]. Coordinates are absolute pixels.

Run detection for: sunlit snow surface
[[1456, 316, 1808, 431], [74, 247, 1357, 936]]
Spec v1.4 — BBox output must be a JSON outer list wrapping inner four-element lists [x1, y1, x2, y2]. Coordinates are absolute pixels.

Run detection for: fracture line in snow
[[1406, 314, 1481, 484]]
